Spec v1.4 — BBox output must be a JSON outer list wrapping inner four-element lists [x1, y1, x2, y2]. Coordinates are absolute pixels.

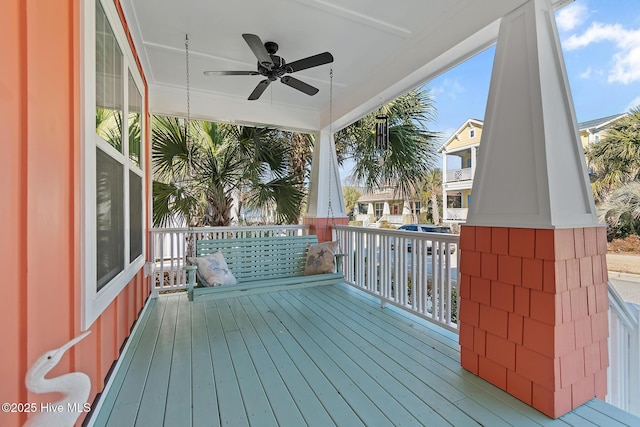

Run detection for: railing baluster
[[334, 225, 460, 333]]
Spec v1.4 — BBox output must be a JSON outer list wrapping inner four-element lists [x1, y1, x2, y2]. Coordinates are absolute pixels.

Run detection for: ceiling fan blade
[[248, 79, 271, 100], [204, 70, 261, 76], [286, 52, 334, 73], [242, 33, 273, 69], [281, 76, 319, 96]]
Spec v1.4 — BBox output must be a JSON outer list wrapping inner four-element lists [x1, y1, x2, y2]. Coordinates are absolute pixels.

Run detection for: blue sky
[[341, 0, 640, 180], [429, 0, 640, 149]]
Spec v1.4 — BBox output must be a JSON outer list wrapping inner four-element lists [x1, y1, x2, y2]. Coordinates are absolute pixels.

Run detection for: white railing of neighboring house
[[333, 225, 460, 332], [148, 225, 309, 294], [384, 214, 404, 225], [607, 283, 640, 416], [445, 208, 468, 221], [445, 167, 473, 182]]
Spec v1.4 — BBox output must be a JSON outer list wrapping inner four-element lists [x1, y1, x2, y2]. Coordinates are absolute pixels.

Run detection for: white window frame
[[374, 202, 384, 218], [82, 0, 147, 329], [469, 127, 476, 138]]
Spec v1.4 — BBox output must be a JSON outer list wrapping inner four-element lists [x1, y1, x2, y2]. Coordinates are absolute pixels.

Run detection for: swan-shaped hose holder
[[24, 331, 92, 427]]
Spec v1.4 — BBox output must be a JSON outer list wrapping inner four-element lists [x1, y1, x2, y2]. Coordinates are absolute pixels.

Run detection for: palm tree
[[598, 182, 640, 239], [151, 116, 305, 227], [420, 169, 442, 225], [587, 107, 640, 202], [335, 88, 440, 200]]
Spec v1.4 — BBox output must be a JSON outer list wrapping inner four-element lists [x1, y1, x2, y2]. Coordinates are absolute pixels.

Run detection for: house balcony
[[87, 226, 640, 426], [446, 167, 473, 183], [445, 208, 469, 222]]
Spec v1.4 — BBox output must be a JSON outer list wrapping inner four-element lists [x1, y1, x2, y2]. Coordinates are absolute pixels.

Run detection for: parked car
[[395, 224, 455, 254]]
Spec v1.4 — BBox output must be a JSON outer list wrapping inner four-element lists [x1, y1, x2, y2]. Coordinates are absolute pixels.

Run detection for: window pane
[[97, 148, 124, 290], [129, 171, 143, 262], [96, 0, 123, 152], [375, 202, 383, 217], [128, 71, 142, 167]]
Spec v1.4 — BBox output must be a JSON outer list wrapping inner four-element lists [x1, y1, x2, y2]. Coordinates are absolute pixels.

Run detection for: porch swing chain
[[326, 68, 338, 246], [185, 34, 195, 256], [185, 34, 193, 177]]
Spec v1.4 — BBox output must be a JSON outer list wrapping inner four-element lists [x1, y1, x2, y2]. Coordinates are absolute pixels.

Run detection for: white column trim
[[466, 0, 598, 229], [305, 128, 346, 219]]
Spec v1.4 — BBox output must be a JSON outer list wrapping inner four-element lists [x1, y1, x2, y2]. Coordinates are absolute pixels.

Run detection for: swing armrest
[[185, 264, 198, 301], [334, 253, 347, 273]]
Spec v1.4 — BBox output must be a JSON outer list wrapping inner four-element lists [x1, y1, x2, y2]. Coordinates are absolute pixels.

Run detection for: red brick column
[[302, 217, 348, 243], [458, 225, 609, 418]]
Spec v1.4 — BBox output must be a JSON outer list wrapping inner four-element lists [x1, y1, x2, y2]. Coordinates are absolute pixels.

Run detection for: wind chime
[[375, 112, 389, 151]]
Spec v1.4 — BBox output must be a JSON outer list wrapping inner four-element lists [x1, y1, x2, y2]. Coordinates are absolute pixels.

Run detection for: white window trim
[[82, 0, 147, 330]]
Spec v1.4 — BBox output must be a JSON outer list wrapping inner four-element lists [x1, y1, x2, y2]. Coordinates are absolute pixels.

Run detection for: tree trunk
[[206, 189, 233, 226], [430, 193, 440, 225]]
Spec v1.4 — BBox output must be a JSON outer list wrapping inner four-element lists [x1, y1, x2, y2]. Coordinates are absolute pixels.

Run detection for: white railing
[[333, 225, 460, 332], [385, 214, 404, 225], [607, 283, 640, 415], [445, 208, 468, 221], [149, 225, 309, 294], [445, 167, 473, 182]]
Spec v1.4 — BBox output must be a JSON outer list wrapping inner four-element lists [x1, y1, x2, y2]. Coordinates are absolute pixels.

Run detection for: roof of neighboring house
[[357, 191, 415, 203], [438, 118, 484, 153], [439, 114, 628, 153], [577, 113, 627, 132]]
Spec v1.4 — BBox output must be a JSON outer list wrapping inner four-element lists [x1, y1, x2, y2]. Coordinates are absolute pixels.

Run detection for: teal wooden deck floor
[[90, 283, 639, 426]]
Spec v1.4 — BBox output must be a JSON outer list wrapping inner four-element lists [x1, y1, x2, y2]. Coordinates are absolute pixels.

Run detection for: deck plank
[[135, 293, 180, 426], [214, 299, 279, 426], [282, 288, 475, 426], [102, 297, 168, 427], [585, 399, 640, 426], [90, 298, 156, 427], [91, 284, 640, 427], [247, 293, 374, 426], [257, 291, 411, 426], [190, 300, 220, 427], [203, 302, 250, 426], [224, 297, 313, 427], [311, 284, 572, 427], [163, 295, 193, 427], [236, 295, 354, 427]]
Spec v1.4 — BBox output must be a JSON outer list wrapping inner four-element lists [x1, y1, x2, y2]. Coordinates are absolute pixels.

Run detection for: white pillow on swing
[[191, 251, 238, 286]]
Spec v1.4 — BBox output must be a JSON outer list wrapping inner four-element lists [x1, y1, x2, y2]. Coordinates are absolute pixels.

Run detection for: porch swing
[[184, 45, 345, 302]]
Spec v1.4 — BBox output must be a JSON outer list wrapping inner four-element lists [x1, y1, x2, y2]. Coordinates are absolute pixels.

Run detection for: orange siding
[[0, 1, 150, 426], [0, 1, 27, 426]]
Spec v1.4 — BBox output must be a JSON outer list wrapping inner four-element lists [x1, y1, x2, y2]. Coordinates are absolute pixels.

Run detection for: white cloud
[[564, 22, 640, 84], [626, 96, 640, 111], [433, 78, 466, 100], [579, 67, 592, 79], [556, 3, 588, 32]]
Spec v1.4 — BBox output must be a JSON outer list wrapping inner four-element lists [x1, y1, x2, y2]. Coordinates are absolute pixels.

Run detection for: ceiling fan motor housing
[[258, 55, 290, 80]]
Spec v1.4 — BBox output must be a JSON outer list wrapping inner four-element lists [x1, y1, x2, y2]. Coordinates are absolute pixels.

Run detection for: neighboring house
[[439, 119, 483, 225], [354, 185, 421, 227], [439, 114, 627, 225], [578, 113, 628, 148]]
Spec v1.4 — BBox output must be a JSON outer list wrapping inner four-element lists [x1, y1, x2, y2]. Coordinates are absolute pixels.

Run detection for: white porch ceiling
[[121, 0, 571, 133]]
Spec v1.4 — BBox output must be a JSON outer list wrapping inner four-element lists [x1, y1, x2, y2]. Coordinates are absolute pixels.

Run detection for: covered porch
[[6, 0, 640, 425]]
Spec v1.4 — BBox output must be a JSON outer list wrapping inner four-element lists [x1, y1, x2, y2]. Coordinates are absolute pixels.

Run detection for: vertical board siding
[[0, 0, 150, 426], [0, 1, 25, 426]]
